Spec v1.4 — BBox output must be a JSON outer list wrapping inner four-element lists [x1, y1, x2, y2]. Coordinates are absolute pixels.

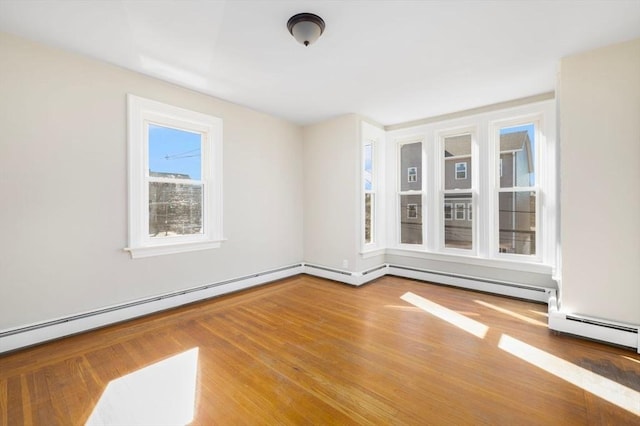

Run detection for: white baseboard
[[547, 290, 640, 352], [387, 264, 551, 303], [302, 263, 388, 286], [4, 263, 637, 354], [0, 264, 304, 354]]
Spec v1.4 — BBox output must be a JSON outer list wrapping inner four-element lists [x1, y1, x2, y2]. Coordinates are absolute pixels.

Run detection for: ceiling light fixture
[[287, 13, 325, 47]]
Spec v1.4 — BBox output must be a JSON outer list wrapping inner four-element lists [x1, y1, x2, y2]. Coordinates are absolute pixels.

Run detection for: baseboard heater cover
[[302, 263, 388, 286], [547, 290, 639, 352], [387, 264, 551, 303], [0, 263, 304, 354]]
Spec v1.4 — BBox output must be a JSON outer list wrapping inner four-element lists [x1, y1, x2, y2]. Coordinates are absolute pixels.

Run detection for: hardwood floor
[[1, 275, 639, 425]]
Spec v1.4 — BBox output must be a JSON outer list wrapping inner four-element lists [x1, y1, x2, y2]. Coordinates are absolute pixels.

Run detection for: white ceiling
[[1, 0, 639, 126]]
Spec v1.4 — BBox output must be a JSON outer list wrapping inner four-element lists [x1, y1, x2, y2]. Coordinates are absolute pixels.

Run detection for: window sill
[[385, 247, 553, 274], [360, 248, 386, 259], [125, 239, 225, 259]]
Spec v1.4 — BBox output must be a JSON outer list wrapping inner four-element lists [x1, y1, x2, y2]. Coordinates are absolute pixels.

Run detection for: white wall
[[302, 114, 360, 271], [0, 32, 303, 330], [559, 38, 640, 325]]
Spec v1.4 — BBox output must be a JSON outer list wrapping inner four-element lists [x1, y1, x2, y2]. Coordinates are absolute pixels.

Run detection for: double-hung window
[[442, 132, 475, 251], [398, 141, 424, 245], [126, 95, 223, 258], [361, 121, 385, 252], [363, 140, 375, 245], [494, 122, 538, 257]]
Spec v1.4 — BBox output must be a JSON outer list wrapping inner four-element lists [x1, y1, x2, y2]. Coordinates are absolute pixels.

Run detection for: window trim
[[454, 203, 466, 220], [125, 94, 224, 259]]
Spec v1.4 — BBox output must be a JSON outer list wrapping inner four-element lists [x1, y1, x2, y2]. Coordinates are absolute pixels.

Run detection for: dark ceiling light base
[[287, 13, 325, 46]]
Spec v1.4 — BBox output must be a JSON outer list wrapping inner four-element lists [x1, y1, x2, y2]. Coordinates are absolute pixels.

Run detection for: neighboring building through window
[[455, 162, 467, 180], [407, 203, 418, 219], [126, 95, 223, 258], [407, 167, 417, 183], [444, 203, 453, 220]]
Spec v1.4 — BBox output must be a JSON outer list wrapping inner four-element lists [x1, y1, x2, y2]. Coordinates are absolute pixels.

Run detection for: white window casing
[[125, 94, 224, 258]]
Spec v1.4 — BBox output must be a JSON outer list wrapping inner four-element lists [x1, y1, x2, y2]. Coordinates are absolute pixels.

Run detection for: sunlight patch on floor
[[384, 304, 423, 312], [474, 300, 547, 327], [498, 335, 640, 417], [401, 292, 488, 338], [528, 310, 548, 318], [622, 355, 640, 366], [86, 347, 199, 426]]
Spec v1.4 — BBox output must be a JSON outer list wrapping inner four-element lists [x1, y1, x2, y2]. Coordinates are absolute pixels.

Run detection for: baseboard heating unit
[[547, 290, 640, 352], [302, 263, 388, 286], [387, 264, 552, 303], [0, 263, 304, 354]]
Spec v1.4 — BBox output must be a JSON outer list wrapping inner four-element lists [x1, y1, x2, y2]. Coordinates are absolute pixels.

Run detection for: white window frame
[[361, 122, 385, 254], [455, 162, 468, 180], [491, 115, 544, 262], [439, 128, 477, 254], [363, 140, 376, 246], [397, 139, 425, 247], [125, 94, 223, 258]]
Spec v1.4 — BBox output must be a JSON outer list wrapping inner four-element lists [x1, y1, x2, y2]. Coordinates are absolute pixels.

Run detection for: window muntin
[[443, 134, 473, 250], [126, 95, 223, 258], [498, 123, 537, 256], [399, 142, 423, 245]]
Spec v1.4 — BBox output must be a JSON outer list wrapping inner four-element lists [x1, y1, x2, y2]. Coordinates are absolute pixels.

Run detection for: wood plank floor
[[1, 275, 639, 425]]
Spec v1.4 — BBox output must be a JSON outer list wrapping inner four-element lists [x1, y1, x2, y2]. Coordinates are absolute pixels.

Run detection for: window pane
[[364, 193, 374, 244], [400, 194, 422, 244], [400, 142, 422, 191], [499, 124, 535, 188], [499, 191, 536, 255], [149, 182, 203, 237], [148, 124, 202, 180], [364, 143, 373, 191], [444, 193, 472, 249], [444, 134, 471, 190]]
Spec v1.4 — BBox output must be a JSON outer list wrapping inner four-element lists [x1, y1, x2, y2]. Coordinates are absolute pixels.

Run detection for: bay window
[[383, 99, 555, 269]]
